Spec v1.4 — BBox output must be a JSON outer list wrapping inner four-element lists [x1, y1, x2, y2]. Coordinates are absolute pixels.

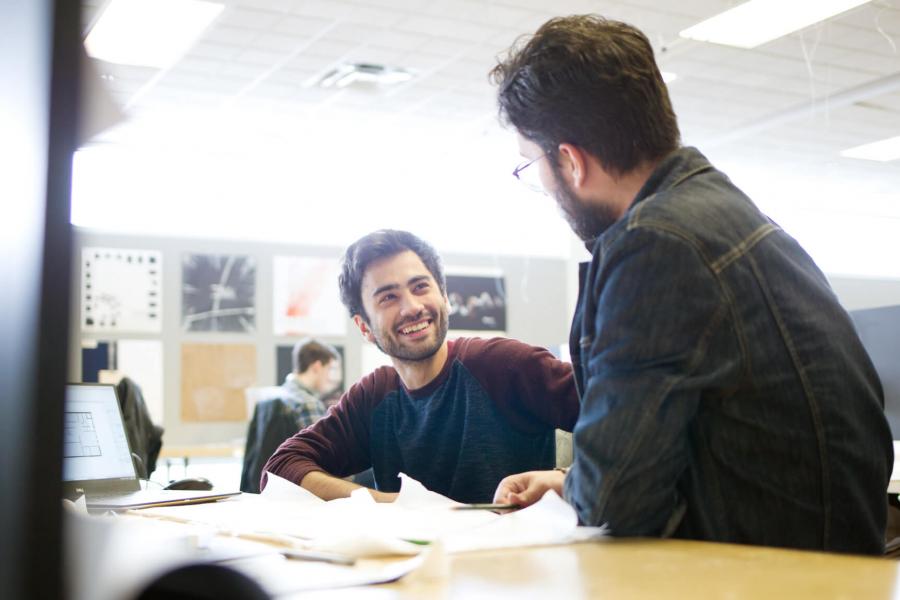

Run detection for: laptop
[[63, 383, 240, 511]]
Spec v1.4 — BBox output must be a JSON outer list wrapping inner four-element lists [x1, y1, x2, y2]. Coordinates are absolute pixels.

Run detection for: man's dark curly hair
[[491, 15, 680, 176], [338, 229, 446, 322]]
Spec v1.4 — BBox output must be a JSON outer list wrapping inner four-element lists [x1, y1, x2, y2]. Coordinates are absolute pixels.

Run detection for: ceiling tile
[[397, 15, 496, 43], [273, 15, 335, 37], [235, 48, 287, 66], [218, 6, 282, 29], [250, 32, 306, 53], [204, 25, 261, 46]]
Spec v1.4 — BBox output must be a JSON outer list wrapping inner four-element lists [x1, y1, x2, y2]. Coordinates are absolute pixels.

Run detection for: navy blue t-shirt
[[264, 337, 579, 503]]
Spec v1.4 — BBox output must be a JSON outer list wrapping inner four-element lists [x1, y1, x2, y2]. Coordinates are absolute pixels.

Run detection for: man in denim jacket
[[490, 15, 892, 554]]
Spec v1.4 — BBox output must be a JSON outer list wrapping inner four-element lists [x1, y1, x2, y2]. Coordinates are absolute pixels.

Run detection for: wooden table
[[296, 539, 899, 599]]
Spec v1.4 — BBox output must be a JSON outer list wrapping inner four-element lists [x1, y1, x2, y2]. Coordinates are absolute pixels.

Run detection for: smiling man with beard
[[263, 229, 579, 503]]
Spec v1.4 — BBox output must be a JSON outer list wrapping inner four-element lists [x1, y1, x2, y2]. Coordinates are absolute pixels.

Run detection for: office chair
[[116, 377, 213, 492]]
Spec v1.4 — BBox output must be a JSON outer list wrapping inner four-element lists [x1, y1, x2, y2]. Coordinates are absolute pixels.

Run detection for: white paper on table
[[261, 471, 325, 504], [248, 473, 495, 547], [65, 510, 203, 600], [132, 474, 599, 561], [133, 481, 429, 558], [307, 472, 498, 545], [229, 551, 429, 597], [306, 532, 423, 557], [63, 494, 89, 515], [442, 489, 586, 553], [394, 472, 459, 508]]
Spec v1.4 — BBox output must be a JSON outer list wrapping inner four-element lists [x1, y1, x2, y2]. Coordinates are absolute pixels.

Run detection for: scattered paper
[[227, 551, 426, 597], [444, 489, 579, 553], [65, 510, 201, 600], [112, 475, 606, 595], [309, 533, 423, 558], [63, 494, 89, 515], [394, 472, 458, 508], [133, 474, 603, 563], [260, 471, 324, 504]]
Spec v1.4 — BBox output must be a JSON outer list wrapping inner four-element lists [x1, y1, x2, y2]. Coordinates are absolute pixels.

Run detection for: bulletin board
[[180, 343, 256, 422]]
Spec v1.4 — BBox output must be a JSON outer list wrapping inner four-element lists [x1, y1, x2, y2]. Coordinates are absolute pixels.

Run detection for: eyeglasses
[[511, 153, 548, 193]]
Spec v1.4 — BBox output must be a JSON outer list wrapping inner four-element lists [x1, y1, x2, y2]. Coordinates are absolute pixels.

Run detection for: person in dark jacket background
[[241, 339, 340, 493]]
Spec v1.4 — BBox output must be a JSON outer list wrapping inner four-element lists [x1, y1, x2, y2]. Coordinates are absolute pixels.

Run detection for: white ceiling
[[77, 0, 900, 272]]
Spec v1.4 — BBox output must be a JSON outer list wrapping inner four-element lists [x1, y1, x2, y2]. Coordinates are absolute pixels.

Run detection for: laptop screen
[[63, 384, 136, 483]]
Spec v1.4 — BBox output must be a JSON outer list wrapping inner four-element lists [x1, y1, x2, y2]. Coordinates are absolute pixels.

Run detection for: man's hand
[[369, 489, 398, 503], [301, 470, 398, 502], [493, 469, 565, 508]]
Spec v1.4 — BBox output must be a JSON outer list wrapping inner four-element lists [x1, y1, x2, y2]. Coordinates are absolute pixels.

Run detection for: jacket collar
[[584, 146, 713, 254], [631, 146, 715, 209], [581, 147, 714, 253]]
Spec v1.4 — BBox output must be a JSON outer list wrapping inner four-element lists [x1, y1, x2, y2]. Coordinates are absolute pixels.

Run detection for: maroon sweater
[[262, 337, 579, 503]]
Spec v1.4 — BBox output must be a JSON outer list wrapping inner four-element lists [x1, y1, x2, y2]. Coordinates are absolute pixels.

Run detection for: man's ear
[[557, 143, 587, 188], [353, 314, 376, 343]]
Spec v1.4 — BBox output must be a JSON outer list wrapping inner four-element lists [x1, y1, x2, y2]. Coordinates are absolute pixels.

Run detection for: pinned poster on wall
[[446, 272, 507, 333], [180, 343, 256, 422], [181, 253, 256, 333], [81, 247, 162, 333], [80, 339, 165, 424], [273, 256, 346, 336]]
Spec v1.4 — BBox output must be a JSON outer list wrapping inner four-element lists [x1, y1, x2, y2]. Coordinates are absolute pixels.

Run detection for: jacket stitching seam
[[585, 228, 729, 527], [747, 254, 831, 547], [710, 223, 779, 274], [589, 299, 730, 528]]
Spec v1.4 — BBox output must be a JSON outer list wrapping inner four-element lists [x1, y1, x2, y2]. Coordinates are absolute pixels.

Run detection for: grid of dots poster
[[81, 247, 162, 333]]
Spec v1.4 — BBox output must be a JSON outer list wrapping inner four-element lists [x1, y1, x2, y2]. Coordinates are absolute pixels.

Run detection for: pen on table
[[451, 503, 520, 511], [281, 549, 357, 566]]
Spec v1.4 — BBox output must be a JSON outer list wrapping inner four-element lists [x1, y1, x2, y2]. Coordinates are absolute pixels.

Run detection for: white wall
[[828, 276, 900, 311]]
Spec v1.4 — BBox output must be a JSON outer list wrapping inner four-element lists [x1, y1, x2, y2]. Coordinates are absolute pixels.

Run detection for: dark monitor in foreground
[[850, 304, 900, 438], [1, 1, 79, 598]]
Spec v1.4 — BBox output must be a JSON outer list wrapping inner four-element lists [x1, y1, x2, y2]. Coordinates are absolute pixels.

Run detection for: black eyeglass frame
[[511, 152, 549, 184]]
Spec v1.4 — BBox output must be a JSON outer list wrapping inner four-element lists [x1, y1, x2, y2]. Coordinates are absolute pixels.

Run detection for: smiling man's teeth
[[401, 322, 429, 334]]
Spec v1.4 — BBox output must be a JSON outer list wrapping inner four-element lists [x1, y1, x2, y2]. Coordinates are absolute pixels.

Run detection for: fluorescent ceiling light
[[841, 135, 900, 162], [680, 0, 871, 48], [661, 71, 678, 83], [318, 63, 414, 88], [85, 0, 224, 68]]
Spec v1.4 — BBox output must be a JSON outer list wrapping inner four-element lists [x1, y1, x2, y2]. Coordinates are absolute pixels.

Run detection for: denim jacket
[[564, 147, 892, 554]]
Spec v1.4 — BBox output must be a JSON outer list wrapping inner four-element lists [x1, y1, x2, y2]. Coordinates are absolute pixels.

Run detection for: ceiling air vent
[[316, 63, 414, 89]]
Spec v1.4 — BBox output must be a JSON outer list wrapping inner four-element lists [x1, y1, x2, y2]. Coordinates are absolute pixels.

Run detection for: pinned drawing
[[81, 247, 162, 333], [446, 274, 507, 332], [273, 256, 346, 336], [180, 343, 256, 422], [81, 339, 165, 424], [182, 253, 256, 332]]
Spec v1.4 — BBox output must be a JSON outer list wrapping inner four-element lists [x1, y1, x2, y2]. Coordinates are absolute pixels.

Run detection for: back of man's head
[[491, 15, 680, 176], [292, 338, 339, 374], [338, 229, 446, 322]]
